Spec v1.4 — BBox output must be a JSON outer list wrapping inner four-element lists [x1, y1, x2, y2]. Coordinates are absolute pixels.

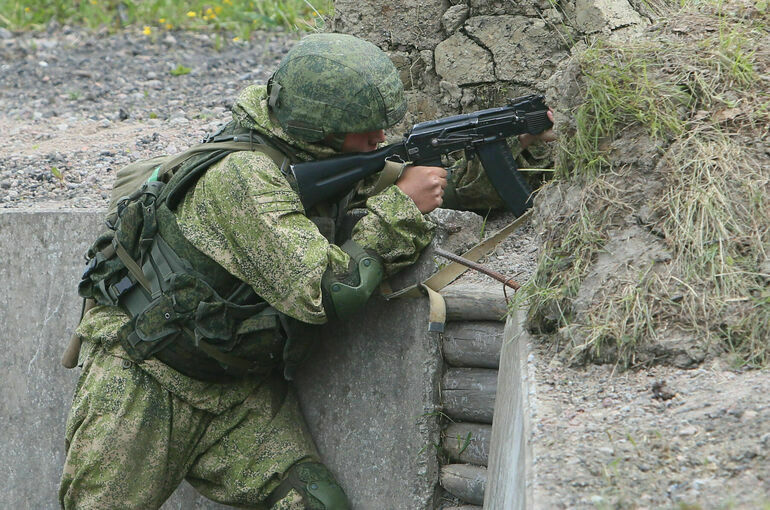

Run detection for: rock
[[390, 51, 417, 90], [428, 208, 483, 255], [465, 15, 568, 84], [440, 80, 462, 107], [0, 28, 13, 40], [434, 32, 495, 85], [419, 50, 434, 72], [574, 0, 646, 34], [469, 0, 545, 16], [442, 5, 469, 34], [145, 79, 163, 90], [333, 0, 445, 50]]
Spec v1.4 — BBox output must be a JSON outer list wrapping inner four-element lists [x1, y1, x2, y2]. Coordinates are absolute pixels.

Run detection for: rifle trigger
[[384, 154, 406, 165]]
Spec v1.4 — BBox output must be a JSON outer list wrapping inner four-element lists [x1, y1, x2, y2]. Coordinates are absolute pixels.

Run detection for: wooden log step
[[442, 368, 497, 424], [443, 321, 503, 368], [440, 464, 487, 506], [442, 283, 508, 322], [443, 422, 492, 466]]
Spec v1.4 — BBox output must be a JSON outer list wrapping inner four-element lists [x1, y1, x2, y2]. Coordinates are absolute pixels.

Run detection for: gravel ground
[[530, 348, 770, 509], [0, 25, 296, 209], [2, 25, 767, 510]]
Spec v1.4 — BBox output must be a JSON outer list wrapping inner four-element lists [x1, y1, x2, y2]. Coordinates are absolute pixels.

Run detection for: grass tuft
[[518, 0, 770, 366], [0, 0, 333, 36]]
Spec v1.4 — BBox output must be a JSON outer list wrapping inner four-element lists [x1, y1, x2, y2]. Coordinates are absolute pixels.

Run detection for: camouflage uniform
[[59, 85, 435, 509], [61, 31, 549, 508]]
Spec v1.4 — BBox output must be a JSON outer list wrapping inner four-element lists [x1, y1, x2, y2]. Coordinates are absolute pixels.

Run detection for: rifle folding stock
[[291, 94, 553, 215]]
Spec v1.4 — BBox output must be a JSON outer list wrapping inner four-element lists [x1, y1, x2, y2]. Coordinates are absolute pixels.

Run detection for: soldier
[[61, 33, 553, 509], [60, 33, 443, 510]]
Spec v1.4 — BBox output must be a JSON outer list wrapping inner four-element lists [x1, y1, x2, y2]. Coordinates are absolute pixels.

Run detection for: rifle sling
[[382, 211, 532, 329], [369, 158, 407, 197]]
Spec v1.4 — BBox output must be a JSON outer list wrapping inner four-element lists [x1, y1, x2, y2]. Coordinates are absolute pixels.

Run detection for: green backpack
[[69, 122, 315, 381], [105, 125, 290, 226]]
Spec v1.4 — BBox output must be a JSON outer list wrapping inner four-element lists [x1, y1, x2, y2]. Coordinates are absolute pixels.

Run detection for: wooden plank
[[440, 464, 487, 506], [442, 283, 508, 322], [443, 321, 503, 368], [442, 368, 497, 424], [443, 423, 492, 466]]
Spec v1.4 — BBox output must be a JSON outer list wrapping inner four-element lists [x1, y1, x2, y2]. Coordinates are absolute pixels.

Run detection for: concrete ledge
[[484, 308, 533, 509], [0, 210, 442, 509]]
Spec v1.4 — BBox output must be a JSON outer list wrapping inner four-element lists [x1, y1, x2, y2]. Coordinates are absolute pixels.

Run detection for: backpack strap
[[160, 139, 292, 212], [156, 139, 290, 182]]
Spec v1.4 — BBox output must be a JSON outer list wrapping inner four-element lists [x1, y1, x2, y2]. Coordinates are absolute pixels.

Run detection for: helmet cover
[[268, 33, 406, 141]]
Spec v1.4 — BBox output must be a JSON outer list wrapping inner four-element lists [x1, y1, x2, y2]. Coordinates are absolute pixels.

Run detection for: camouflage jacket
[[76, 85, 435, 408]]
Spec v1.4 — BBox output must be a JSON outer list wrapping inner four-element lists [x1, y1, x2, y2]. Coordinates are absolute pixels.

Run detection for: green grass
[[517, 1, 770, 366], [0, 0, 333, 36]]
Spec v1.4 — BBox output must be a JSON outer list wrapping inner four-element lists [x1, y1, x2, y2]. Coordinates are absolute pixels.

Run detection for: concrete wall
[[0, 210, 442, 509]]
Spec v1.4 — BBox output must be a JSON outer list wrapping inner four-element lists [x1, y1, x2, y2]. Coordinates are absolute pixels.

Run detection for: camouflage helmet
[[267, 33, 407, 142]]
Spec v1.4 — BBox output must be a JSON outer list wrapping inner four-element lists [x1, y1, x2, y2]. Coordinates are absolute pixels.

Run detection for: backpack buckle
[[108, 275, 136, 301], [82, 257, 98, 279], [202, 122, 228, 144]]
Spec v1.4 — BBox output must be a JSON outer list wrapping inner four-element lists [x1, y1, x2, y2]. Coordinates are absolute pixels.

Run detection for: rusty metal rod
[[434, 247, 520, 290]]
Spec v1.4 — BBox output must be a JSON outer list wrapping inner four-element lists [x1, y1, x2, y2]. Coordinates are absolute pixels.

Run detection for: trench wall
[[331, 1, 654, 505], [0, 209, 443, 509], [334, 0, 651, 134]]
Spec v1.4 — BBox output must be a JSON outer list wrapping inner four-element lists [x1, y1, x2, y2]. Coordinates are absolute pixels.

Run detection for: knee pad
[[268, 461, 350, 510]]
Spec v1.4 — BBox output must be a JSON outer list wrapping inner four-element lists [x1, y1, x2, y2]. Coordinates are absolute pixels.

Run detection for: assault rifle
[[291, 94, 553, 216]]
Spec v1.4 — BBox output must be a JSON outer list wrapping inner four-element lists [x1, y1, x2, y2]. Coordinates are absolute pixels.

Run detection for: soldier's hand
[[519, 109, 557, 149], [396, 165, 447, 214]]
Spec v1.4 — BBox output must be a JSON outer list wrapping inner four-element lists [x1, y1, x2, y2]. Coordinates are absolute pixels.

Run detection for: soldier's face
[[340, 129, 386, 153]]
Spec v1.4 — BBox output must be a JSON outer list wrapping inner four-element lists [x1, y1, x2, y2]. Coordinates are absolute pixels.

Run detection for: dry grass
[[520, 0, 770, 366]]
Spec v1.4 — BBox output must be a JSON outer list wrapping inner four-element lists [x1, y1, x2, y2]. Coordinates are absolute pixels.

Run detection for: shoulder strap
[[157, 141, 289, 182], [160, 137, 291, 212]]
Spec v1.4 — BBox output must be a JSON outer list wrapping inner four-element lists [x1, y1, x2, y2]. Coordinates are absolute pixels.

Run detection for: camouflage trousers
[[59, 345, 319, 509]]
